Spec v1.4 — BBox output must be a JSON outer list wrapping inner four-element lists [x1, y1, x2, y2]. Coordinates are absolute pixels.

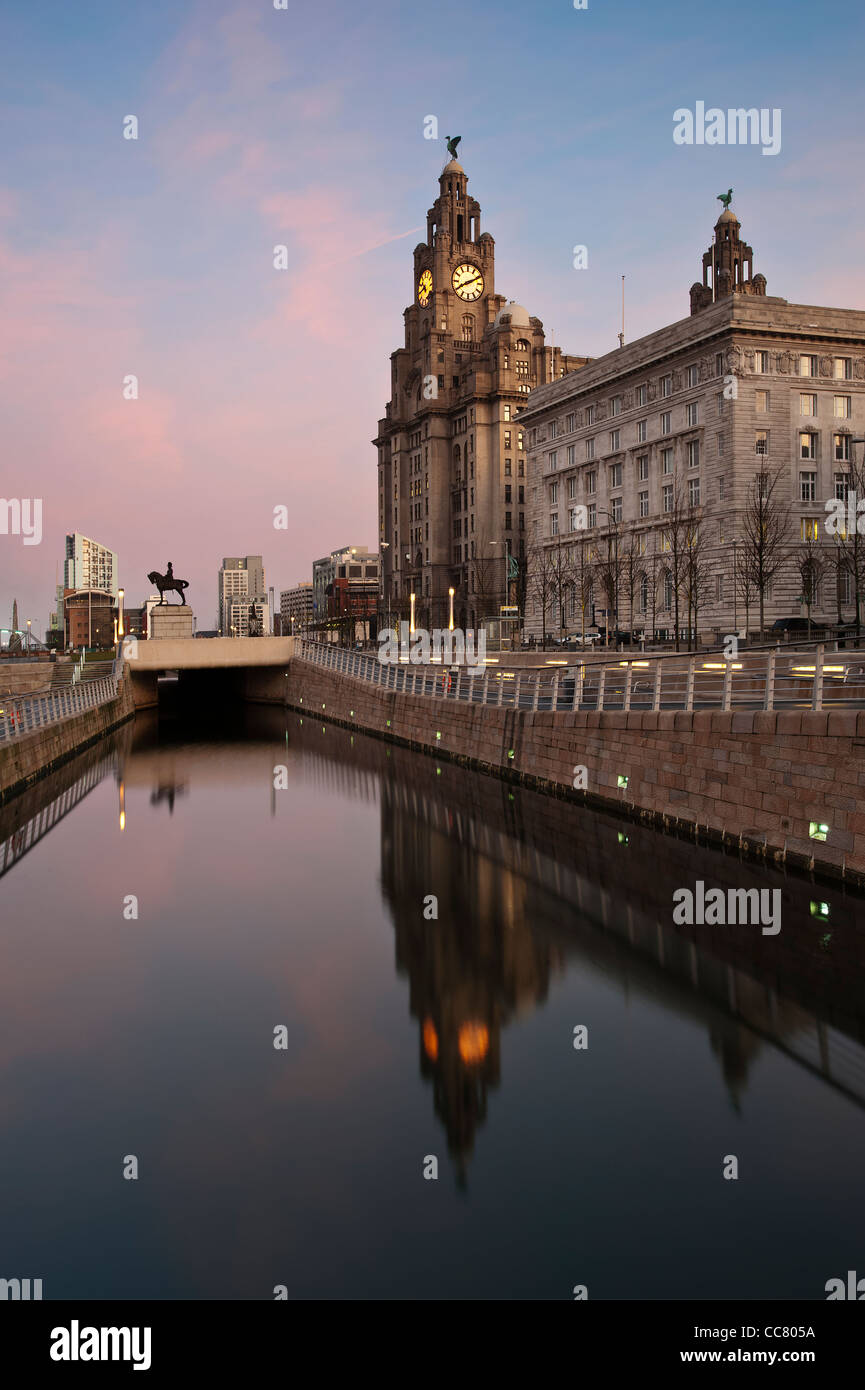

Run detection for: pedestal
[[149, 606, 194, 640]]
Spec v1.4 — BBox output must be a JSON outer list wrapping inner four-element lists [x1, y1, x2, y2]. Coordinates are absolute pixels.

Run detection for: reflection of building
[[379, 779, 557, 1175]]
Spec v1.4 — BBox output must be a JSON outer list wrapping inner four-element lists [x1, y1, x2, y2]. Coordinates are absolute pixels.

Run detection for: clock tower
[[374, 156, 589, 633]]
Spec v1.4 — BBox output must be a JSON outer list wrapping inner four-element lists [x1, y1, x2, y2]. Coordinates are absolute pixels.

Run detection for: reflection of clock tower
[[374, 156, 589, 631]]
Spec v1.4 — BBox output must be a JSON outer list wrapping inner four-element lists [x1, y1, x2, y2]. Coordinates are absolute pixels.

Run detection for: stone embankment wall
[[0, 658, 72, 697], [260, 658, 865, 884], [0, 678, 135, 805]]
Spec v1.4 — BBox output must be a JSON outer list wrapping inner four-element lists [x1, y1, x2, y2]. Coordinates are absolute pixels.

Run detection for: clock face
[[452, 262, 484, 301], [417, 268, 433, 306]]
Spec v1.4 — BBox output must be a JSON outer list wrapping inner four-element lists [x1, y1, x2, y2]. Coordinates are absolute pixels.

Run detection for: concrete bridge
[[125, 636, 296, 708]]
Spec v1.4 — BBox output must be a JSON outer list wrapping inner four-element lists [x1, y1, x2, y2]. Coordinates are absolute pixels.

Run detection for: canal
[[1, 705, 864, 1300]]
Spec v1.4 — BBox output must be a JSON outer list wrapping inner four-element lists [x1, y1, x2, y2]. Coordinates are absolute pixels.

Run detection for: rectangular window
[[586, 404, 595, 425], [610, 462, 622, 488], [661, 448, 673, 475], [834, 395, 851, 419], [835, 434, 851, 462], [505, 511, 512, 531], [549, 419, 558, 439], [519, 512, 525, 530], [799, 354, 818, 377], [717, 393, 724, 417], [636, 419, 647, 443], [755, 351, 770, 374], [660, 411, 671, 435], [518, 486, 524, 504], [755, 389, 769, 413], [587, 503, 596, 528], [504, 430, 511, 448], [636, 385, 647, 407], [716, 574, 723, 602], [639, 490, 649, 517], [549, 481, 558, 503], [610, 428, 620, 451], [687, 440, 699, 468], [800, 471, 816, 502], [505, 484, 512, 503], [610, 496, 623, 522], [801, 517, 819, 541], [549, 450, 558, 471], [638, 455, 649, 480], [687, 365, 698, 388], [585, 437, 595, 461], [661, 374, 672, 398], [505, 458, 512, 475], [567, 444, 575, 466], [586, 470, 597, 494], [834, 357, 852, 380], [689, 477, 700, 506], [800, 394, 817, 417], [719, 476, 725, 501], [566, 412, 576, 432], [717, 432, 725, 455], [518, 431, 524, 450], [503, 404, 511, 421], [518, 459, 524, 477], [567, 476, 576, 499], [610, 395, 622, 417], [638, 533, 647, 556], [663, 484, 673, 513], [835, 472, 850, 501], [755, 430, 769, 456], [800, 432, 816, 459], [686, 402, 698, 427], [550, 512, 559, 535], [715, 352, 723, 376]]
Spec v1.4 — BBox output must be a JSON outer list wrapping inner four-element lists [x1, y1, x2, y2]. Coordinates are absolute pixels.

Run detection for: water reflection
[[1, 704, 865, 1298]]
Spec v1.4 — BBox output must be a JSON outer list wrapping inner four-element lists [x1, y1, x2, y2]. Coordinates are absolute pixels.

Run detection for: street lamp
[[410, 591, 416, 635], [118, 588, 125, 639], [26, 619, 31, 652], [448, 586, 455, 631]]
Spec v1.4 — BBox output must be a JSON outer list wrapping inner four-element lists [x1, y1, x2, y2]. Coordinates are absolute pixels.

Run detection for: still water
[[1, 705, 864, 1301]]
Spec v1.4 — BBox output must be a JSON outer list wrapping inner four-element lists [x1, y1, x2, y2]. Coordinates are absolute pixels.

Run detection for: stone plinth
[[149, 606, 194, 641]]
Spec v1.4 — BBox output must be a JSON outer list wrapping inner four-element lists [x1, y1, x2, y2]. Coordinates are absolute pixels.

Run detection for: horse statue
[[147, 563, 189, 605]]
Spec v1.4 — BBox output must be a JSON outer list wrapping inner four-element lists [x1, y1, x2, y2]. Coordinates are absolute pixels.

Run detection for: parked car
[[771, 617, 810, 633]]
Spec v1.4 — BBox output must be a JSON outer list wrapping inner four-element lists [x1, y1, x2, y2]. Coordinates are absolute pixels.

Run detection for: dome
[[493, 301, 531, 330], [716, 207, 739, 224], [442, 159, 464, 175]]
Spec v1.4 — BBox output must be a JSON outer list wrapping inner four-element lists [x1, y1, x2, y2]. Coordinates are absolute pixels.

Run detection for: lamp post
[[851, 437, 865, 639], [732, 539, 738, 636], [448, 586, 455, 631], [26, 619, 31, 652], [118, 588, 125, 639], [410, 591, 416, 635]]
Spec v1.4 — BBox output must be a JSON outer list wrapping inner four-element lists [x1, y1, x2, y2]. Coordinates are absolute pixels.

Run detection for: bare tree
[[620, 531, 645, 644], [797, 529, 826, 640], [832, 445, 865, 637], [683, 514, 713, 651], [660, 477, 692, 652], [734, 540, 754, 640], [592, 518, 624, 646], [549, 536, 574, 641], [740, 467, 791, 640], [573, 537, 594, 641], [525, 539, 558, 647]]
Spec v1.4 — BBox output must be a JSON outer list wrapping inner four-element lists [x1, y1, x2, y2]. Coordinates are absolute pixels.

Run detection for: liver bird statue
[[445, 135, 461, 160], [717, 188, 733, 211]]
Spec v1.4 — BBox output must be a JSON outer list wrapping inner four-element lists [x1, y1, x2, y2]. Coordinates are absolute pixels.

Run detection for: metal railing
[[0, 660, 122, 742], [294, 639, 865, 714]]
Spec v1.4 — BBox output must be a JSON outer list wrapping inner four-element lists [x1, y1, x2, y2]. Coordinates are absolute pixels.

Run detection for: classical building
[[280, 582, 313, 635], [521, 204, 865, 641], [374, 157, 590, 631]]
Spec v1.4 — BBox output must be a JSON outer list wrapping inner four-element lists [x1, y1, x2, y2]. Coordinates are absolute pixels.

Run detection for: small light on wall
[[436, 731, 442, 740], [507, 749, 514, 759], [809, 821, 829, 842], [617, 774, 629, 789], [618, 832, 629, 845], [322, 703, 325, 709], [350, 710, 354, 717], [386, 719, 391, 727], [810, 900, 830, 918], [436, 767, 441, 775]]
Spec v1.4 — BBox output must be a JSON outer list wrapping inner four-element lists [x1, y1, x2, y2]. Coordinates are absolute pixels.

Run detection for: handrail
[[0, 668, 121, 742], [292, 639, 865, 715]]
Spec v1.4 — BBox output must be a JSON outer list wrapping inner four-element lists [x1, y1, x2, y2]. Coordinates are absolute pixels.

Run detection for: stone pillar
[[149, 607, 194, 640]]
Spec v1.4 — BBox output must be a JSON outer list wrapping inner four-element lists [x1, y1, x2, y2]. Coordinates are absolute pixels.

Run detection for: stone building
[[280, 582, 313, 635], [374, 157, 590, 632], [520, 204, 865, 642]]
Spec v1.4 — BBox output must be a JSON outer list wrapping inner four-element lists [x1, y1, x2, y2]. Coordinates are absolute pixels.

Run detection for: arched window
[[453, 444, 461, 465], [516, 338, 530, 352], [462, 313, 474, 342], [663, 570, 673, 610]]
